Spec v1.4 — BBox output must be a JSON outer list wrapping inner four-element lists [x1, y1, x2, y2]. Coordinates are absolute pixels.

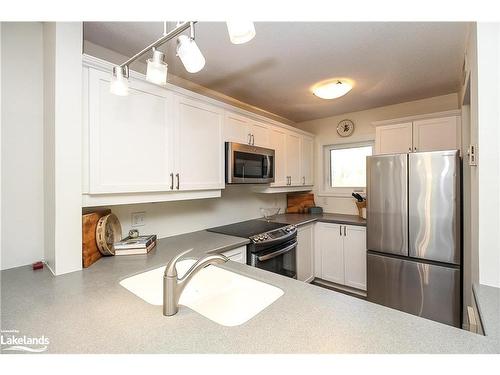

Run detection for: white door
[[223, 112, 252, 145], [301, 135, 314, 185], [375, 122, 413, 155], [175, 95, 224, 191], [297, 224, 314, 282], [413, 116, 460, 152], [88, 69, 173, 194], [249, 121, 269, 147], [317, 223, 344, 284], [343, 225, 367, 291], [285, 132, 301, 185], [268, 126, 287, 186]]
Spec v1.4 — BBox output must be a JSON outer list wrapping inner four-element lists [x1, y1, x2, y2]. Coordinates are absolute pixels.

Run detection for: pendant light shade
[[146, 49, 168, 85], [176, 35, 206, 73], [226, 21, 256, 44], [110, 66, 129, 96]]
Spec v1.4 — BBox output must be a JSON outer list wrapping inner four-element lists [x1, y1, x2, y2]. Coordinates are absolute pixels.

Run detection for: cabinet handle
[[248, 133, 252, 145], [408, 147, 412, 152], [344, 226, 346, 236], [170, 173, 174, 190], [414, 147, 417, 152], [302, 176, 305, 185], [340, 225, 342, 236], [252, 134, 255, 145], [175, 173, 180, 190]]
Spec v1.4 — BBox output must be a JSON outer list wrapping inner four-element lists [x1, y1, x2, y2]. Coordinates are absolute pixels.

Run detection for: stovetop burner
[[207, 219, 286, 239]]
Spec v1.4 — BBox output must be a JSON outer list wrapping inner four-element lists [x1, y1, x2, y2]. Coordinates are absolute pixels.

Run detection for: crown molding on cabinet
[[82, 54, 314, 138], [371, 109, 462, 127]]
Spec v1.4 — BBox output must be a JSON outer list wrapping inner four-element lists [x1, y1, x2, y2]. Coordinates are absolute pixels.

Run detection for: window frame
[[321, 141, 374, 197]]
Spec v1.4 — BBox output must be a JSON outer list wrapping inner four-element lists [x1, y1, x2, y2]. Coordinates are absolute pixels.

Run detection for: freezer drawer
[[367, 154, 408, 256], [408, 150, 461, 264], [367, 252, 461, 327]]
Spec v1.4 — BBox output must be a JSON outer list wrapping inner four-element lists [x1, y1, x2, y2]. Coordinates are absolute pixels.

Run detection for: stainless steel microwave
[[225, 142, 275, 184]]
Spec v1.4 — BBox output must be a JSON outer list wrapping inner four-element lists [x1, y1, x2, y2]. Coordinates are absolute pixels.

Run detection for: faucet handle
[[164, 248, 193, 277]]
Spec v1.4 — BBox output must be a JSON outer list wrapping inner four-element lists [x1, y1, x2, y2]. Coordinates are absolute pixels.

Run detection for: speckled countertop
[[264, 213, 366, 227], [1, 228, 498, 354], [473, 284, 500, 340]]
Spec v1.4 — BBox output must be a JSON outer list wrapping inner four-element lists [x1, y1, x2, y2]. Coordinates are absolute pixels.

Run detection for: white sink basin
[[120, 259, 284, 326]]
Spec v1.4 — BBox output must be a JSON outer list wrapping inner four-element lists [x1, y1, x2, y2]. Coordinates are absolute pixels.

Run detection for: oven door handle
[[257, 241, 297, 262]]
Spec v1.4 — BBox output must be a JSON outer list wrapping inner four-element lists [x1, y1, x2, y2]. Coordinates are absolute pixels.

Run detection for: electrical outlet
[[131, 212, 146, 227]]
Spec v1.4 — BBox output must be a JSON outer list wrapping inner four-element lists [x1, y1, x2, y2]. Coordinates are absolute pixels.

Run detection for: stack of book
[[113, 235, 157, 256]]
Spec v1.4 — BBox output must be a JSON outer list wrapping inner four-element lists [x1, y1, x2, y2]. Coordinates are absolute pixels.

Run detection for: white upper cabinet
[[374, 113, 461, 155], [343, 225, 367, 290], [223, 112, 253, 145], [268, 126, 288, 187], [174, 95, 224, 191], [223, 112, 268, 147], [301, 135, 314, 186], [375, 122, 413, 155], [87, 68, 174, 194], [286, 132, 302, 185], [412, 116, 460, 152]]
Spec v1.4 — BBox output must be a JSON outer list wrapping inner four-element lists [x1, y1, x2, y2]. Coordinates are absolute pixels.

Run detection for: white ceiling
[[83, 22, 468, 122]]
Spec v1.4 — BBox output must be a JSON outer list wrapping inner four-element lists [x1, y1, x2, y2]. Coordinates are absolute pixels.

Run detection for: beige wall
[[295, 93, 459, 215]]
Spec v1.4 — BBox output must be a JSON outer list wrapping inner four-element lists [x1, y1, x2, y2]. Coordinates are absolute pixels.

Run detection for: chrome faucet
[[163, 249, 228, 316]]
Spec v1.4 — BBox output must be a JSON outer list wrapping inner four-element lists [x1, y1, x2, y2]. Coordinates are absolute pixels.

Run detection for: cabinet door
[[317, 223, 344, 284], [375, 122, 413, 155], [301, 135, 314, 185], [175, 95, 224, 190], [285, 132, 302, 185], [343, 225, 367, 291], [413, 116, 460, 152], [268, 126, 287, 186], [249, 121, 269, 147], [297, 224, 314, 282], [88, 69, 173, 193], [223, 112, 252, 145], [222, 246, 247, 264]]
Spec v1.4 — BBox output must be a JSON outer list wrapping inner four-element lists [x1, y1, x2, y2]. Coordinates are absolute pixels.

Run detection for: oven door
[[250, 240, 297, 279], [226, 142, 275, 184]]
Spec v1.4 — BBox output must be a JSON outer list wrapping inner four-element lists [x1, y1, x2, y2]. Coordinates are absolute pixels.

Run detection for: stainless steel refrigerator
[[366, 150, 461, 327]]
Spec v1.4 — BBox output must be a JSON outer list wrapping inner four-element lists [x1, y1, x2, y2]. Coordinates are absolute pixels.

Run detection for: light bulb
[[146, 49, 168, 85], [312, 79, 353, 99], [110, 66, 129, 96], [176, 35, 206, 73], [226, 21, 256, 44]]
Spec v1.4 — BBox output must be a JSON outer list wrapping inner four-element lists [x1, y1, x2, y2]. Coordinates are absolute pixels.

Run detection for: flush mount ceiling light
[[146, 48, 168, 85], [110, 21, 256, 96], [226, 21, 256, 44], [312, 79, 353, 100]]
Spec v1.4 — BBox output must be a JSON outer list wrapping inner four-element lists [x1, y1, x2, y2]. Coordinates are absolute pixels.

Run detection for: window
[[323, 142, 373, 195]]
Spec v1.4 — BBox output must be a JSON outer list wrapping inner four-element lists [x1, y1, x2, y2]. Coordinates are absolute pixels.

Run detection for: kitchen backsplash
[[106, 185, 286, 239]]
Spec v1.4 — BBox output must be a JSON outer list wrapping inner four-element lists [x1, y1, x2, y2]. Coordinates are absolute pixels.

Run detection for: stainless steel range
[[207, 219, 297, 279]]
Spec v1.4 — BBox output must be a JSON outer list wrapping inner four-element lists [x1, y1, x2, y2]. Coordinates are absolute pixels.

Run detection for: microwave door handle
[[257, 241, 297, 262]]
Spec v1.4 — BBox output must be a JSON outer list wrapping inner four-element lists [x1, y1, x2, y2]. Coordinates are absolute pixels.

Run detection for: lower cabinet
[[222, 246, 247, 264], [315, 222, 367, 291], [297, 223, 314, 282]]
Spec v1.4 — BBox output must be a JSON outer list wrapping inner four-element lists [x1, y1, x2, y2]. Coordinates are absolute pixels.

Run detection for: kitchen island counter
[[1, 229, 498, 354]]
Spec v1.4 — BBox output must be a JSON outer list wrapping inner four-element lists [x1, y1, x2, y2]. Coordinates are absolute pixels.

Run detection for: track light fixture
[[146, 48, 168, 85], [110, 21, 256, 95]]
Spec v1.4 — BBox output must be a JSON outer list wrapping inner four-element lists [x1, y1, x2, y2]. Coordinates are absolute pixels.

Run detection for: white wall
[[295, 93, 459, 215], [476, 23, 500, 288], [1, 22, 44, 270], [105, 185, 286, 240], [43, 22, 83, 275]]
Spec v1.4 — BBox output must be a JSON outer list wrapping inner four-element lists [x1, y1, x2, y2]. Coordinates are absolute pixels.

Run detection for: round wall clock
[[337, 119, 355, 137]]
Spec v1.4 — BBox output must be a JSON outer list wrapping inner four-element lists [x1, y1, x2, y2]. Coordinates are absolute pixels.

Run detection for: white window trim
[[319, 141, 374, 197]]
